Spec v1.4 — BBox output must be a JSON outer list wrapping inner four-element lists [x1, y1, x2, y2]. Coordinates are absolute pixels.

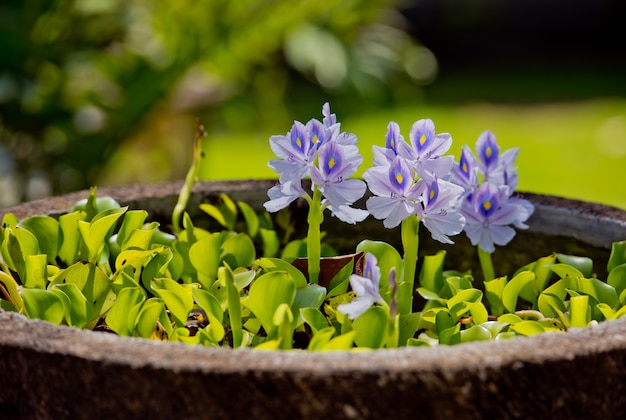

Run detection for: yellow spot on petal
[[462, 162, 468, 173], [419, 134, 426, 145], [429, 188, 435, 200], [483, 199, 492, 211], [328, 157, 336, 169], [395, 172, 403, 184], [296, 137, 302, 149], [312, 135, 319, 144], [485, 146, 492, 158]]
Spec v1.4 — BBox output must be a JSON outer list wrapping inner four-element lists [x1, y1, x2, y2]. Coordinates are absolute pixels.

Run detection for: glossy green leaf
[[470, 302, 489, 325], [237, 201, 259, 237], [221, 265, 243, 348], [199, 193, 237, 230], [51, 283, 91, 328], [418, 250, 446, 295], [482, 321, 510, 338], [510, 320, 545, 336], [352, 306, 388, 349], [77, 208, 126, 264], [398, 312, 421, 346], [259, 228, 280, 258], [301, 307, 331, 333], [0, 271, 24, 310], [460, 325, 492, 343], [307, 326, 337, 351], [569, 295, 590, 328], [538, 279, 567, 317], [152, 278, 194, 327], [435, 309, 455, 334], [549, 263, 585, 280], [192, 287, 224, 322], [502, 271, 536, 313], [22, 288, 64, 325], [484, 276, 507, 316], [2, 226, 39, 277], [135, 298, 165, 338], [498, 313, 523, 325], [203, 311, 226, 344], [255, 257, 307, 288], [519, 254, 556, 303], [244, 271, 296, 334], [608, 241, 626, 272], [57, 210, 87, 265], [189, 233, 222, 282], [608, 263, 626, 299], [439, 324, 461, 345], [106, 286, 146, 336], [1, 212, 18, 228], [273, 303, 294, 349], [24, 254, 48, 289], [19, 216, 59, 263], [220, 233, 255, 269], [115, 210, 148, 247], [52, 262, 112, 321], [326, 257, 353, 299], [568, 277, 617, 307], [73, 192, 121, 220], [556, 253, 593, 278]]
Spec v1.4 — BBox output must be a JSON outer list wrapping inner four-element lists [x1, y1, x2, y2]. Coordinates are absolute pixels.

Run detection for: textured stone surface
[[2, 181, 626, 419]]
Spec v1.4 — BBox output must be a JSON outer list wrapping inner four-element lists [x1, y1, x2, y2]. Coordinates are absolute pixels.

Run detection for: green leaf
[[352, 306, 388, 349], [439, 324, 461, 345], [199, 193, 238, 230], [460, 325, 492, 343], [77, 208, 126, 264], [273, 303, 294, 349], [538, 279, 567, 318], [221, 265, 243, 348], [259, 228, 280, 258], [73, 192, 121, 221], [497, 313, 523, 324], [2, 226, 39, 277], [57, 211, 87, 265], [192, 287, 224, 322], [151, 278, 194, 328], [237, 201, 259, 238], [19, 216, 59, 263], [608, 263, 626, 299], [484, 276, 508, 316], [482, 321, 510, 338], [501, 271, 536, 313], [202, 311, 226, 344], [307, 326, 337, 351], [220, 233, 255, 269], [115, 210, 148, 247], [292, 284, 327, 328], [0, 271, 23, 310], [135, 298, 165, 338], [549, 263, 585, 280], [301, 307, 331, 333], [21, 288, 64, 325], [608, 241, 626, 272], [106, 287, 146, 336], [398, 312, 421, 346], [51, 283, 91, 328], [510, 320, 545, 336], [189, 233, 222, 283], [243, 271, 296, 334], [418, 250, 446, 295], [447, 288, 483, 321], [469, 302, 489, 325], [556, 253, 593, 278], [325, 257, 352, 299], [255, 257, 307, 288], [51, 262, 112, 322], [24, 254, 48, 289], [519, 254, 556, 303], [569, 295, 590, 328]]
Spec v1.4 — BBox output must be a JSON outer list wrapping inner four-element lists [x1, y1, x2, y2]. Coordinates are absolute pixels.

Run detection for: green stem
[[306, 186, 324, 284], [478, 246, 495, 282], [399, 215, 420, 315], [172, 121, 205, 235]]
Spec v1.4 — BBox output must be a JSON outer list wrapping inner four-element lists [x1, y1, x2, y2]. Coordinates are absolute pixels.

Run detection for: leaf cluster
[[2, 189, 626, 350]]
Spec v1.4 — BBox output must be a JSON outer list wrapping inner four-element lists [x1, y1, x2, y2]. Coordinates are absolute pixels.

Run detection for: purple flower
[[372, 122, 413, 167], [337, 253, 384, 319], [451, 145, 479, 201], [363, 157, 422, 228], [265, 103, 368, 222], [416, 178, 466, 244], [406, 119, 454, 180], [311, 141, 368, 224], [461, 182, 533, 253]]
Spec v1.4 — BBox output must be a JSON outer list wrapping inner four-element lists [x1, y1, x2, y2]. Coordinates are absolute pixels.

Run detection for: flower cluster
[[264, 103, 368, 224], [363, 119, 465, 244], [451, 130, 534, 253]]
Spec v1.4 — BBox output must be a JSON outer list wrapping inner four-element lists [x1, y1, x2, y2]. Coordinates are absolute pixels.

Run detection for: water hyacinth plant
[[2, 103, 626, 350]]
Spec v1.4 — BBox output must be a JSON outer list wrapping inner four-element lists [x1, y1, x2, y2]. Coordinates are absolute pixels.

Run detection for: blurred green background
[[1, 0, 625, 209]]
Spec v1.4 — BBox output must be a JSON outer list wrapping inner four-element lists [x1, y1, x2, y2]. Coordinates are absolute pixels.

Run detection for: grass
[[199, 97, 626, 210]]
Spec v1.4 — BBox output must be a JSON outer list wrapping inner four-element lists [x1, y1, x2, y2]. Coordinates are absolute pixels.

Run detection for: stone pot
[[1, 180, 626, 419]]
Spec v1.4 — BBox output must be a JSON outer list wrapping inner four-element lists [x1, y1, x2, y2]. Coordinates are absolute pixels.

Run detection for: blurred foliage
[[0, 0, 429, 205]]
